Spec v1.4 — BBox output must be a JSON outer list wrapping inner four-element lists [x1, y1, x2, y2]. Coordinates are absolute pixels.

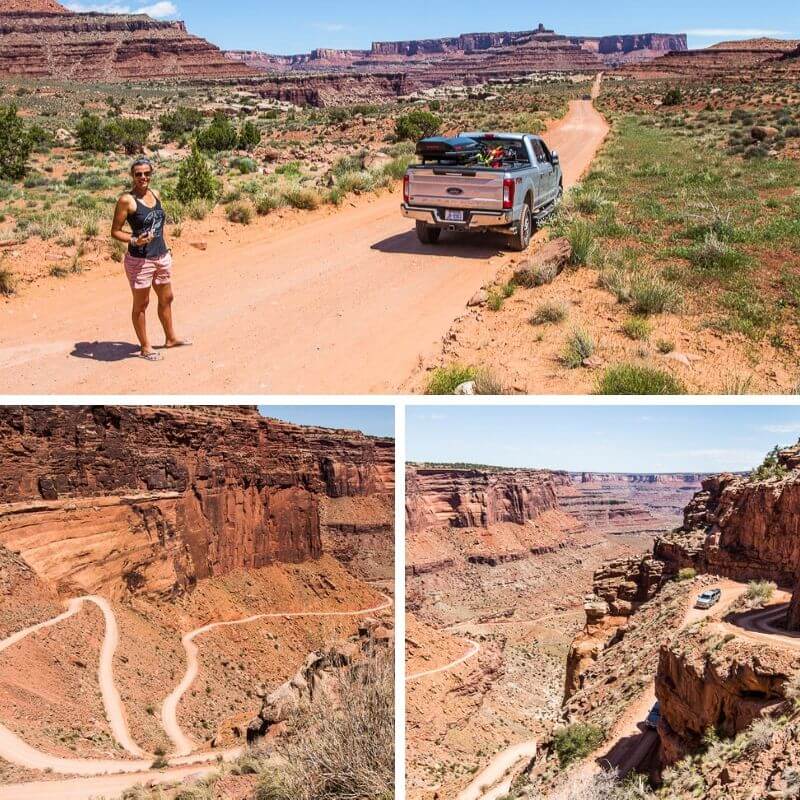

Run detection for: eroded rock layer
[[0, 407, 393, 598], [0, 1, 254, 79]]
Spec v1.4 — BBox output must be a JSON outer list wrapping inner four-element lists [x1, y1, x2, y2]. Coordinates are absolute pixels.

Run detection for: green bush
[[566, 219, 596, 266], [0, 104, 34, 180], [630, 271, 682, 315], [751, 446, 789, 482], [196, 113, 238, 152], [226, 201, 253, 225], [552, 723, 605, 768], [622, 316, 652, 341], [231, 156, 258, 174], [425, 364, 477, 395], [282, 186, 321, 210], [676, 567, 696, 581], [76, 113, 151, 154], [254, 191, 284, 215], [175, 146, 218, 204], [561, 328, 595, 368], [745, 580, 777, 607], [662, 87, 684, 107], [596, 363, 685, 395], [159, 107, 205, 140], [394, 110, 442, 141], [531, 300, 568, 325], [238, 120, 261, 151]]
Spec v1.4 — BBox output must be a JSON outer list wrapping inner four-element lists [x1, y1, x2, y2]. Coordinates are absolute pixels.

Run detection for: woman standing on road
[[111, 157, 190, 362]]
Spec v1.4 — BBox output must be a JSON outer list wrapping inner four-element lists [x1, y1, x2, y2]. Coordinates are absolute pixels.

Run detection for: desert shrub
[[751, 446, 789, 481], [0, 104, 33, 180], [599, 267, 631, 303], [185, 198, 211, 220], [514, 261, 558, 287], [472, 368, 506, 395], [745, 580, 776, 607], [254, 191, 284, 215], [226, 201, 253, 225], [622, 316, 652, 340], [425, 364, 477, 395], [682, 231, 747, 273], [677, 567, 696, 581], [76, 113, 151, 154], [175, 146, 218, 203], [255, 651, 393, 800], [238, 120, 261, 151], [282, 186, 321, 210], [596, 363, 685, 395], [0, 265, 15, 295], [566, 219, 596, 266], [561, 328, 595, 368], [531, 300, 568, 325], [231, 156, 258, 174], [487, 289, 504, 311], [159, 106, 205, 140], [574, 188, 606, 214], [394, 110, 442, 141], [552, 722, 605, 768], [196, 113, 238, 152], [656, 338, 675, 354], [629, 272, 682, 315], [662, 87, 684, 107]]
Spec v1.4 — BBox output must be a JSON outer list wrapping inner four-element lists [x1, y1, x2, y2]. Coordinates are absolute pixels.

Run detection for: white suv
[[695, 588, 722, 609]]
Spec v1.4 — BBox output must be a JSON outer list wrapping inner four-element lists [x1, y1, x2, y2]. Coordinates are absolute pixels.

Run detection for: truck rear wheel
[[510, 203, 532, 252], [416, 221, 441, 245]]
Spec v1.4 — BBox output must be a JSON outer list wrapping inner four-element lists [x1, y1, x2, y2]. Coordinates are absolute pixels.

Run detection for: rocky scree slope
[[0, 406, 394, 599]]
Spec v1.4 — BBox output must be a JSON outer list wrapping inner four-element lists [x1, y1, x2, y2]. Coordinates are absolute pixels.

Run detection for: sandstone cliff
[[0, 407, 393, 599], [406, 465, 563, 531], [0, 0, 254, 80]]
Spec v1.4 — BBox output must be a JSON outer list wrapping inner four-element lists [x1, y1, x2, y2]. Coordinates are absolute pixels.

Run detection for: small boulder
[[454, 381, 476, 395], [362, 152, 392, 170], [468, 289, 488, 307], [751, 126, 779, 141]]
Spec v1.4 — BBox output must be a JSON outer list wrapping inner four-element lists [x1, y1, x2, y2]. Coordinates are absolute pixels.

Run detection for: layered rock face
[[225, 24, 686, 106], [656, 623, 799, 763], [406, 466, 563, 532], [0, 407, 393, 598], [556, 473, 702, 537], [0, 1, 254, 80], [655, 450, 800, 590]]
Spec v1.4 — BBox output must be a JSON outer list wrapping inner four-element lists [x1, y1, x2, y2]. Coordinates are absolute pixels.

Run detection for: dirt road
[[0, 594, 391, 800], [0, 81, 608, 395], [456, 741, 538, 800], [406, 638, 481, 681]]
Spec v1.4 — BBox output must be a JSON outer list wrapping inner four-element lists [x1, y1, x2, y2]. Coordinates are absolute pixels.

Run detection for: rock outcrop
[[0, 0, 254, 80], [0, 407, 393, 599], [406, 466, 564, 531]]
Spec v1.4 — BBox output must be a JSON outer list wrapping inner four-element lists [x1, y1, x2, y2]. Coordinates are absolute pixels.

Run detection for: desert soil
[[0, 85, 608, 394]]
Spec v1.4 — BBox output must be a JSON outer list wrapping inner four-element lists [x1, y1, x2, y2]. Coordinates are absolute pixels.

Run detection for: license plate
[[445, 210, 464, 222]]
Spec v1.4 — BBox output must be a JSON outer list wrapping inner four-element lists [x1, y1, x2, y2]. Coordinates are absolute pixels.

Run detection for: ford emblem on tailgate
[[447, 187, 463, 195]]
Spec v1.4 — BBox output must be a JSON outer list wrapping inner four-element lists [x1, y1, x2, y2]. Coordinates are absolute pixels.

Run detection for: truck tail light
[[403, 174, 410, 204], [502, 178, 515, 210]]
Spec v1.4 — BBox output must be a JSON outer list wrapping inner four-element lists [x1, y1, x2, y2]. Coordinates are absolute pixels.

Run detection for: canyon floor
[[405, 468, 700, 800], [0, 85, 607, 394]]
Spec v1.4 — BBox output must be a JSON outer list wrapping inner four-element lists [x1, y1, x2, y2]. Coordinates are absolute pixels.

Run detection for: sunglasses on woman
[[134, 171, 152, 178]]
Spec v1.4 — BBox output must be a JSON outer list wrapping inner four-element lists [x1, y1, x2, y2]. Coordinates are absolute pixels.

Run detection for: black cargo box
[[416, 136, 481, 163]]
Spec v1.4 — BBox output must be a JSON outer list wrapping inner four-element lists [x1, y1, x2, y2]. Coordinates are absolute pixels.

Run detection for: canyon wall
[[406, 466, 564, 531], [0, 407, 393, 599], [0, 2, 254, 79]]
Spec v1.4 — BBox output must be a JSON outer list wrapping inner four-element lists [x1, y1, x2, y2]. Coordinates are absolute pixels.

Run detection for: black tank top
[[127, 193, 167, 259]]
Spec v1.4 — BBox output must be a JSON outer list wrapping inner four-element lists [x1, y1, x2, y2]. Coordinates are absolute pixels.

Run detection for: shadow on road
[[597, 725, 660, 779], [371, 230, 505, 259], [71, 341, 141, 362]]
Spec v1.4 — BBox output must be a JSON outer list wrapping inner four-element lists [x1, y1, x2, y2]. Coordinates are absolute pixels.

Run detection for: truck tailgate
[[407, 168, 505, 210]]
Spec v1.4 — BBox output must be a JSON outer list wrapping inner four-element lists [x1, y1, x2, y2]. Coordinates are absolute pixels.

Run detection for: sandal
[[164, 340, 193, 349], [140, 351, 164, 362]]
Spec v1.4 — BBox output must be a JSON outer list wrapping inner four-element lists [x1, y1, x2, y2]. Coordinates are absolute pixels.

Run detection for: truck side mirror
[[551, 150, 560, 164]]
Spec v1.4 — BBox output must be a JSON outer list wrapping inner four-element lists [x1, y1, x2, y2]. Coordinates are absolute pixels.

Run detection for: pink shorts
[[124, 252, 172, 290]]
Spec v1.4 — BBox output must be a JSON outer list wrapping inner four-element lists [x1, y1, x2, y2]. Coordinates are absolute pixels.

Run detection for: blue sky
[[64, 1, 799, 53], [259, 405, 394, 437], [407, 406, 800, 473]]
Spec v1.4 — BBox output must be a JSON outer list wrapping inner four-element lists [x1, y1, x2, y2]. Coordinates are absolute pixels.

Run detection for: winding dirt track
[[0, 78, 608, 395], [0, 594, 391, 800], [406, 638, 481, 681]]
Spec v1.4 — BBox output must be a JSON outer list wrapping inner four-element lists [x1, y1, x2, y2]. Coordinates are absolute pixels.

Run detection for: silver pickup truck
[[401, 132, 563, 251]]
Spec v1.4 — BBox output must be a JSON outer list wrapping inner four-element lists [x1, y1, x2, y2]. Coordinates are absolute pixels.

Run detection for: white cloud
[[759, 422, 800, 434], [686, 28, 791, 38], [65, 1, 178, 18], [313, 22, 349, 32]]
